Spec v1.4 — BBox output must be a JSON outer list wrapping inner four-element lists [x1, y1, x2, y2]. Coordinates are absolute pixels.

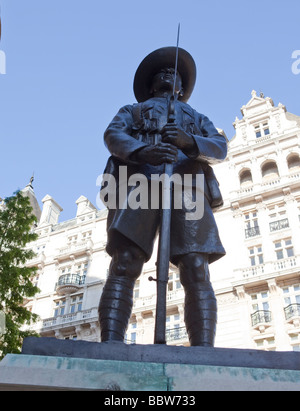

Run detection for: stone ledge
[[0, 354, 168, 391], [22, 337, 300, 371], [1, 353, 300, 391]]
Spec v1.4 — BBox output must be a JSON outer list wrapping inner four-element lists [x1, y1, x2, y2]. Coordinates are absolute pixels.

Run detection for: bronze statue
[[98, 46, 227, 346]]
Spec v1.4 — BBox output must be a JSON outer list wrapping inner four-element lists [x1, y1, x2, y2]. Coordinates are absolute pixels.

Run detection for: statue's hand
[[161, 122, 196, 151], [135, 143, 178, 165]]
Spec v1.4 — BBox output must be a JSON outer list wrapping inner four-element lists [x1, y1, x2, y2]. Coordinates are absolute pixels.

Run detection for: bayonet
[[172, 23, 181, 97]]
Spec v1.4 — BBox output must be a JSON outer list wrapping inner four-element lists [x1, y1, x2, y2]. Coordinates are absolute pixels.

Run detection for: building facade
[[24, 91, 300, 351]]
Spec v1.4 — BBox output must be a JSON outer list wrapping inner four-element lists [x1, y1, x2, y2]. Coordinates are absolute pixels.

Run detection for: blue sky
[[0, 0, 299, 221]]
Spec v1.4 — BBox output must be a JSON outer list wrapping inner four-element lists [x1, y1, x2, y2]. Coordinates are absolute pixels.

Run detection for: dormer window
[[254, 122, 270, 138]]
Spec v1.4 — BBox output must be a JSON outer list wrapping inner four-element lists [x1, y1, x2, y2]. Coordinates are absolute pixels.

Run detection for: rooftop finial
[[26, 173, 34, 189]]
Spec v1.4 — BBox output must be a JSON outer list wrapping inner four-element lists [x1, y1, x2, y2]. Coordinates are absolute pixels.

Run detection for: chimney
[[40, 195, 63, 225]]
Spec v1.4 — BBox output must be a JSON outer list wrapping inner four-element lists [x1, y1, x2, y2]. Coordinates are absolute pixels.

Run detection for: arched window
[[287, 153, 300, 172], [261, 161, 279, 180], [239, 169, 253, 186]]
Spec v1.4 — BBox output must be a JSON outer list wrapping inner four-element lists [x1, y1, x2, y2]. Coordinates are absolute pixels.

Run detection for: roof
[[21, 179, 42, 222]]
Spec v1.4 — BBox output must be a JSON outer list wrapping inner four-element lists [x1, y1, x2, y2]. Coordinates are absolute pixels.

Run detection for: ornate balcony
[[56, 273, 83, 295], [269, 218, 289, 232], [251, 310, 272, 328], [56, 239, 93, 261], [284, 304, 300, 322], [41, 307, 98, 330], [245, 226, 260, 239], [234, 255, 299, 283], [166, 326, 188, 343]]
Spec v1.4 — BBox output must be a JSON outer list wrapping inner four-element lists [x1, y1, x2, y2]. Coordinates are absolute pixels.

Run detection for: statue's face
[[151, 68, 183, 96]]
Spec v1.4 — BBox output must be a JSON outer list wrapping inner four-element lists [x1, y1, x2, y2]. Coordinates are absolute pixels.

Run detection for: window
[[249, 246, 264, 266], [67, 235, 78, 244], [126, 322, 137, 343], [244, 211, 260, 238], [287, 153, 300, 172], [255, 338, 275, 350], [251, 291, 272, 327], [166, 313, 181, 338], [166, 313, 180, 324], [268, 204, 289, 232], [36, 244, 46, 254], [54, 299, 66, 317], [61, 266, 71, 275], [75, 262, 88, 284], [282, 284, 300, 306], [82, 231, 92, 241], [69, 295, 83, 314], [134, 280, 140, 299], [64, 335, 77, 340], [268, 203, 286, 219], [245, 212, 258, 228], [263, 123, 270, 135], [261, 161, 279, 180], [239, 169, 253, 186], [251, 291, 270, 312], [130, 332, 137, 343], [270, 218, 289, 232], [254, 122, 270, 138], [274, 239, 294, 260], [168, 272, 182, 292], [289, 334, 300, 351]]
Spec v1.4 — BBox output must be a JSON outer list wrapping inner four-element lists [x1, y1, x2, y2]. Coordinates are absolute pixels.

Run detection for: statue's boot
[[98, 276, 135, 342], [184, 282, 217, 347]]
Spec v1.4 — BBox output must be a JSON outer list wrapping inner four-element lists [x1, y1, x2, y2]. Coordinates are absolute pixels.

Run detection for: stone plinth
[[21, 336, 300, 370], [0, 337, 299, 391]]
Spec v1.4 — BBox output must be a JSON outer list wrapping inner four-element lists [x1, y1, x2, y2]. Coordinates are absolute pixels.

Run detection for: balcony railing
[[58, 273, 82, 286], [269, 218, 289, 232], [251, 310, 272, 327], [274, 257, 296, 271], [41, 307, 98, 329], [235, 255, 299, 282], [245, 226, 260, 239], [56, 239, 93, 260], [166, 326, 188, 342], [56, 274, 85, 295], [231, 171, 300, 201], [284, 303, 300, 320]]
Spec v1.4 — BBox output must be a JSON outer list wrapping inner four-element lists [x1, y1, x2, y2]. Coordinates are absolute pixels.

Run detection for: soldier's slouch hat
[[133, 47, 196, 103]]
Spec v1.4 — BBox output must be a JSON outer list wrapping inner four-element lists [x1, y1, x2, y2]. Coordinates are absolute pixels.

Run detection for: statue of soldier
[[98, 47, 227, 346]]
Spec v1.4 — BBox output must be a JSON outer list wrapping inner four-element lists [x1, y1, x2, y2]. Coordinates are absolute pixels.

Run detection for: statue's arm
[[188, 114, 228, 164], [104, 105, 148, 164]]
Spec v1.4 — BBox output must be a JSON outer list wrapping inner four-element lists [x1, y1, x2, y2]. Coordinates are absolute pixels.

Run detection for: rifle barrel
[[154, 162, 173, 344]]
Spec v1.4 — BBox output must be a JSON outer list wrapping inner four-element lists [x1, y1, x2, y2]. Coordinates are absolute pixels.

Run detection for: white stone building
[[23, 91, 300, 351]]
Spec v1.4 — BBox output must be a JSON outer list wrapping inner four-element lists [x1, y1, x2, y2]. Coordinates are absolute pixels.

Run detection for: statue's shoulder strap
[[132, 102, 143, 129]]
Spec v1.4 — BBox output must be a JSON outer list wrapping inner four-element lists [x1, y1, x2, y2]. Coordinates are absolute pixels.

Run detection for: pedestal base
[[0, 337, 299, 391]]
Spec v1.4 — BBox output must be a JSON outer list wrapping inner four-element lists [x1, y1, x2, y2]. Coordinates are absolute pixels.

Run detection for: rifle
[[150, 25, 180, 344]]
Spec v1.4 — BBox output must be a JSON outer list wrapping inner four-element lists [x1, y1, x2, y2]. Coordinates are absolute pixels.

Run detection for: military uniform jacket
[[103, 96, 227, 264]]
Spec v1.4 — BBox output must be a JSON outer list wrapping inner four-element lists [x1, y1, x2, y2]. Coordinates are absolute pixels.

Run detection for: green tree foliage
[[0, 191, 40, 359]]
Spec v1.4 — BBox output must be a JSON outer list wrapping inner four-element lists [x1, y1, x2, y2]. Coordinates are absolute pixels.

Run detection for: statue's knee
[[110, 246, 145, 280], [178, 252, 209, 285]]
